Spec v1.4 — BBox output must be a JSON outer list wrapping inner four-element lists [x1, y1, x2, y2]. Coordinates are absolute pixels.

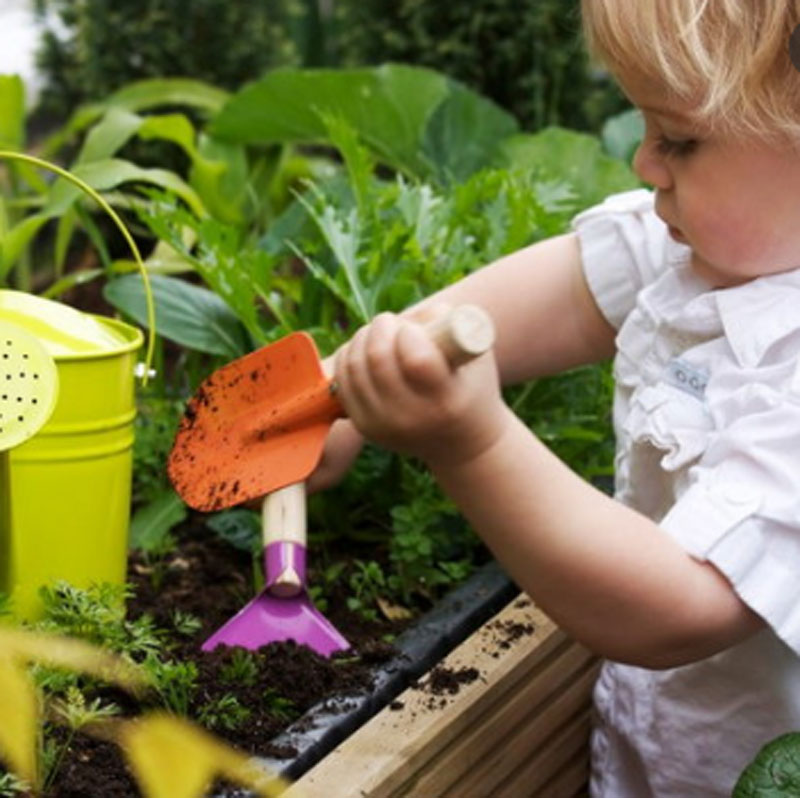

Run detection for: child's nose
[[632, 141, 673, 190]]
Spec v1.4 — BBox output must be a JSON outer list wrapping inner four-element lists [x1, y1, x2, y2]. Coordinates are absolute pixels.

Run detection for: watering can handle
[[0, 150, 157, 386]]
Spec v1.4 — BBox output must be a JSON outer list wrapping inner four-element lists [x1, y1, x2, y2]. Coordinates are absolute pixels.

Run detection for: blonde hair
[[581, 0, 800, 141]]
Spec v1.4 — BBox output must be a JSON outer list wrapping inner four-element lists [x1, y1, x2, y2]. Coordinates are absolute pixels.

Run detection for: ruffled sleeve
[[572, 189, 675, 330], [659, 367, 800, 655]]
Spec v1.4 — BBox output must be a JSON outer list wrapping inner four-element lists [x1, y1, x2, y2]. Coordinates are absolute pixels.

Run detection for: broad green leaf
[[0, 212, 55, 280], [104, 273, 250, 358], [138, 114, 199, 159], [54, 207, 79, 276], [77, 108, 144, 164], [602, 108, 644, 163], [211, 65, 452, 180], [0, 194, 8, 237], [421, 80, 518, 185], [734, 732, 800, 797], [130, 491, 187, 554], [42, 267, 105, 300], [105, 78, 230, 116], [44, 78, 230, 156], [47, 159, 206, 218], [0, 656, 37, 787], [500, 126, 640, 207], [205, 509, 260, 553], [188, 134, 248, 226], [0, 75, 25, 150]]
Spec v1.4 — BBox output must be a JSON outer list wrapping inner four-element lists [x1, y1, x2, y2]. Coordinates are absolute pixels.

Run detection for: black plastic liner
[[228, 559, 517, 788]]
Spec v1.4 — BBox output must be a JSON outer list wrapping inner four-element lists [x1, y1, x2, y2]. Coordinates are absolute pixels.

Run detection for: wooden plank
[[489, 709, 593, 797], [414, 642, 596, 796], [442, 667, 597, 797], [527, 750, 591, 798], [282, 598, 560, 798], [282, 598, 597, 798]]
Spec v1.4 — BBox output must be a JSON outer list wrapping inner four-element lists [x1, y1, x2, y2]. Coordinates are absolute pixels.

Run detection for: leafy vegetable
[[734, 733, 800, 797]]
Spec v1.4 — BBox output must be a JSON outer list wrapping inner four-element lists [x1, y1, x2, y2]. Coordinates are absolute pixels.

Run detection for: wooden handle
[[262, 482, 306, 596], [422, 305, 495, 368], [262, 482, 307, 546]]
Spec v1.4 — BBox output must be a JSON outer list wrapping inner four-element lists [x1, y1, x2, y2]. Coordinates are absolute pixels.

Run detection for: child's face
[[622, 74, 800, 288]]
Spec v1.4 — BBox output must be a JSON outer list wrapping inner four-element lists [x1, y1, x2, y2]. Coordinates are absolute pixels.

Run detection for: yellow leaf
[[0, 627, 145, 693], [120, 713, 289, 798], [0, 655, 38, 789], [376, 595, 414, 621]]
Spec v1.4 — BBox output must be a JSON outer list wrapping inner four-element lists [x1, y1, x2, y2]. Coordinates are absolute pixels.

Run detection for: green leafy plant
[[0, 772, 26, 797], [262, 689, 299, 724], [132, 397, 185, 506], [44, 686, 121, 792], [141, 657, 199, 717], [346, 560, 389, 622], [734, 732, 800, 797], [171, 611, 203, 639], [36, 582, 164, 662], [218, 649, 259, 688], [0, 626, 286, 796], [197, 694, 252, 733]]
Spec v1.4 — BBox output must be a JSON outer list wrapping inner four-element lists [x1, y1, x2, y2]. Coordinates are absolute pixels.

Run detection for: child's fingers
[[335, 313, 400, 416], [362, 313, 406, 390], [395, 320, 451, 390]]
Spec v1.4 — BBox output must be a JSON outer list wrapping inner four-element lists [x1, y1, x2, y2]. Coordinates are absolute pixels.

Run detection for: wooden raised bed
[[281, 597, 599, 798]]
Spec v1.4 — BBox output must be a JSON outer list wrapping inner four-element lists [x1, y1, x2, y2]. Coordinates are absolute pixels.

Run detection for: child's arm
[[332, 249, 765, 670], [309, 232, 615, 491]]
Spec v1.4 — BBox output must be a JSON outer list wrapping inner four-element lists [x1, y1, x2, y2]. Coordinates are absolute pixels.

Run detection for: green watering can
[[0, 151, 156, 619]]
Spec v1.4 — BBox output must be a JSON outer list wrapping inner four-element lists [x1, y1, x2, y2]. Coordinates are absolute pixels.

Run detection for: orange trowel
[[167, 305, 495, 511]]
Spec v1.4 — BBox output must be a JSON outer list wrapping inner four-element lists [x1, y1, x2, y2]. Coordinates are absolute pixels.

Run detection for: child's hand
[[305, 419, 364, 493], [333, 310, 508, 469]]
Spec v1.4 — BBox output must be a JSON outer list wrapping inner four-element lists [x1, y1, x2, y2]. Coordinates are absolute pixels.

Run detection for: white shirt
[[572, 189, 800, 797]]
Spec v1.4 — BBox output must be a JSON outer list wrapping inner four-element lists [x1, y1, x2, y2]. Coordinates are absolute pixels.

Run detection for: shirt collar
[[716, 269, 800, 368]]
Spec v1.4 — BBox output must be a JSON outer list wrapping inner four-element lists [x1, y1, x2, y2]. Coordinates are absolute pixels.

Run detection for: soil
[[31, 515, 401, 798], [19, 512, 530, 798]]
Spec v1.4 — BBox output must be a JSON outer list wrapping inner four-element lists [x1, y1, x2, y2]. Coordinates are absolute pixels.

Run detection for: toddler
[[313, 2, 800, 794]]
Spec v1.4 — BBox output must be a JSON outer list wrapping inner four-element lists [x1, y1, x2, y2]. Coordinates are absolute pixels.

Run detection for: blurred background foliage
[[31, 0, 627, 133]]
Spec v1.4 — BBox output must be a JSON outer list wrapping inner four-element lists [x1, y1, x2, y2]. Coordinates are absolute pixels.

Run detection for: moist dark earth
[[22, 516, 508, 798]]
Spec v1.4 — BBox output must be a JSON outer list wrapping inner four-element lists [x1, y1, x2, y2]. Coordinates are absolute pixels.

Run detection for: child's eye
[[656, 135, 699, 158]]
